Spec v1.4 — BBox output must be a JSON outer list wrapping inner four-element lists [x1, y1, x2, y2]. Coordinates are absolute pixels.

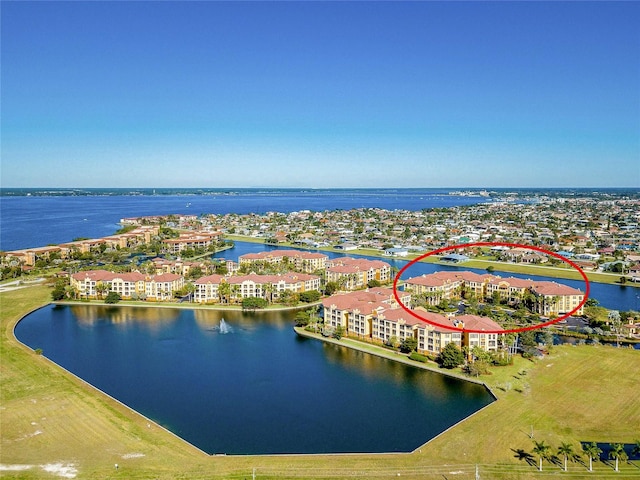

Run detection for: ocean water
[[0, 188, 488, 251]]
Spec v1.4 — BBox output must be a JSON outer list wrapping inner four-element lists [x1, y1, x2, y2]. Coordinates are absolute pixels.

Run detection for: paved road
[[0, 278, 45, 292]]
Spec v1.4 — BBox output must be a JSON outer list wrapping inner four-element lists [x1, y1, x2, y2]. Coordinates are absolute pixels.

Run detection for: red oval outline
[[392, 242, 590, 334]]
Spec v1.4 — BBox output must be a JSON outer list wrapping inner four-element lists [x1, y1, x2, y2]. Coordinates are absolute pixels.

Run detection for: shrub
[[104, 292, 121, 304], [438, 342, 464, 369], [295, 311, 311, 327], [51, 286, 66, 301], [299, 290, 321, 303], [409, 352, 429, 363], [400, 337, 418, 353], [241, 297, 268, 310]]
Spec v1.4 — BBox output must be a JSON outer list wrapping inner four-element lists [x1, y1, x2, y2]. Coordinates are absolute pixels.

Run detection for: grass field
[[1, 283, 640, 479]]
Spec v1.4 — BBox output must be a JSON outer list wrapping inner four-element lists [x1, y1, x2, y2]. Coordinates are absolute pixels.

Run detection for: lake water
[[14, 304, 494, 455]]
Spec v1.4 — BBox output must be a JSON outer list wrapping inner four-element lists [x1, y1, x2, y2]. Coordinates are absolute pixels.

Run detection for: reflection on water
[[69, 304, 181, 329], [16, 304, 494, 455], [320, 342, 486, 402], [192, 308, 293, 331]]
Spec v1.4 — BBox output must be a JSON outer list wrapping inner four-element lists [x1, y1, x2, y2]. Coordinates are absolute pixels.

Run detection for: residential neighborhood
[[3, 194, 640, 280], [2, 193, 639, 354]]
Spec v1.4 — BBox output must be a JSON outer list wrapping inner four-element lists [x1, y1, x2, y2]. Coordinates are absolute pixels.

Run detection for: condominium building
[[325, 257, 391, 290], [193, 272, 321, 303], [238, 250, 329, 273], [70, 270, 183, 301]]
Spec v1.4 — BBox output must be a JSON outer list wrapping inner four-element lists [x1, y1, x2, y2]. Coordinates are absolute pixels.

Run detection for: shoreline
[[293, 326, 496, 394], [10, 303, 209, 457], [14, 297, 495, 459], [4, 285, 640, 478], [53, 299, 322, 312]]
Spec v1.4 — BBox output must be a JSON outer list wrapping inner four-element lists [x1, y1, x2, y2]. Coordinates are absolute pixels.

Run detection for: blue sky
[[2, 1, 639, 188]]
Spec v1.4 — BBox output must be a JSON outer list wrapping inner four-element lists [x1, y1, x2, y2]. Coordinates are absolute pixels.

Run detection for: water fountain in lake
[[218, 318, 231, 334]]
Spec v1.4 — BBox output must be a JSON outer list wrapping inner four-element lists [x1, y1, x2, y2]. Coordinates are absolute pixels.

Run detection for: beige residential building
[[163, 231, 223, 253], [70, 270, 183, 301], [412, 309, 463, 354], [456, 314, 503, 352], [485, 277, 535, 303], [404, 270, 584, 315], [322, 292, 503, 355], [193, 272, 321, 304], [531, 281, 585, 316], [321, 287, 406, 338], [238, 250, 328, 273], [325, 257, 391, 290]]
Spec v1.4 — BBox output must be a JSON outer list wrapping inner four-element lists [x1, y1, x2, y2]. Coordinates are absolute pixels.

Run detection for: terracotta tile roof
[[531, 281, 583, 296], [195, 274, 226, 284], [488, 277, 535, 288], [152, 273, 182, 282], [456, 314, 503, 331], [196, 272, 319, 285], [71, 270, 147, 282], [377, 308, 427, 326], [239, 250, 328, 261], [412, 307, 459, 331], [327, 257, 390, 269]]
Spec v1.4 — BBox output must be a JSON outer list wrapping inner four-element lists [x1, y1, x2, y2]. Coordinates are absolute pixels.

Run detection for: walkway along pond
[[15, 304, 495, 455]]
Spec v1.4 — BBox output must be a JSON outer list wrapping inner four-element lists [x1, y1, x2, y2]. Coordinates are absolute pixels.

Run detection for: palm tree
[[558, 442, 574, 471], [609, 443, 627, 472], [96, 282, 109, 299], [230, 284, 241, 304], [582, 442, 602, 472], [533, 440, 551, 471], [262, 283, 275, 304], [550, 295, 561, 316], [217, 281, 230, 304]]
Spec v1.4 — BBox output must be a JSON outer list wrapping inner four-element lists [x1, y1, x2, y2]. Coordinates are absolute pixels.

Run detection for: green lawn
[[2, 284, 639, 479]]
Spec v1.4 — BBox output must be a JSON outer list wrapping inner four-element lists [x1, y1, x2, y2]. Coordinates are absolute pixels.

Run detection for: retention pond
[[15, 304, 494, 455]]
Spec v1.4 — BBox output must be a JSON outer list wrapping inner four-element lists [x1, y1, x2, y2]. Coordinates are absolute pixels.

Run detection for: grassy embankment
[[224, 234, 637, 288], [2, 283, 640, 479]]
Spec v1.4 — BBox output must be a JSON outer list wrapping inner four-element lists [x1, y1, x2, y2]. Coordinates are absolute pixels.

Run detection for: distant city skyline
[[2, 2, 639, 188]]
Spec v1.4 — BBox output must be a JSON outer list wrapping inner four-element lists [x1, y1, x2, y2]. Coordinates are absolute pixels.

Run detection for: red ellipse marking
[[392, 242, 590, 334]]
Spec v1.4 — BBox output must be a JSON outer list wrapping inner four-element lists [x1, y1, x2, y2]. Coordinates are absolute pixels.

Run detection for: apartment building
[[193, 272, 321, 303], [238, 250, 329, 273], [325, 257, 391, 290], [70, 270, 183, 301]]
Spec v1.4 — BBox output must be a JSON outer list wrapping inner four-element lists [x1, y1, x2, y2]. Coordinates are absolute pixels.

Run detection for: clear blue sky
[[2, 1, 639, 188]]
